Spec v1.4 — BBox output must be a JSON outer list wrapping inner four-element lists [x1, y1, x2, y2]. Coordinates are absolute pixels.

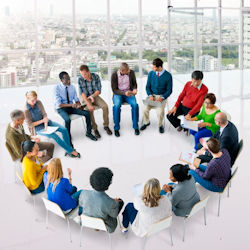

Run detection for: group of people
[[5, 57, 240, 238]]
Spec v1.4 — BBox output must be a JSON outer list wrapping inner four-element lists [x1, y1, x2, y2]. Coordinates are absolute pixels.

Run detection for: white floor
[[0, 81, 250, 250]]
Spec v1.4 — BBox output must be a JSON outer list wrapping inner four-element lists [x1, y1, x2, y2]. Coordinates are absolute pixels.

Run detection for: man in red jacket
[[167, 71, 208, 131]]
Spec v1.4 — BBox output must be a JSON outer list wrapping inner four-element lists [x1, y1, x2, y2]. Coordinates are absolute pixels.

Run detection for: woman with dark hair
[[161, 164, 200, 217], [78, 167, 124, 233], [121, 178, 172, 236], [21, 140, 47, 194], [187, 93, 220, 150], [189, 138, 231, 192]]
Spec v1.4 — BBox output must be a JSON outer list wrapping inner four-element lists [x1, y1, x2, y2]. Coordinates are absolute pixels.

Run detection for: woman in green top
[[187, 93, 220, 150]]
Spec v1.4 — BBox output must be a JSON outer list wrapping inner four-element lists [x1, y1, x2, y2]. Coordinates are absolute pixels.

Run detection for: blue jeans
[[31, 180, 45, 194], [189, 165, 224, 192], [37, 120, 74, 154], [122, 203, 138, 228], [71, 190, 82, 204], [57, 107, 92, 145], [190, 127, 213, 150], [113, 95, 139, 130]]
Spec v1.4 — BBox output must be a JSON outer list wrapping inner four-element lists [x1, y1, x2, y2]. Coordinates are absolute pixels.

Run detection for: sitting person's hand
[[32, 137, 41, 143], [184, 113, 191, 120], [87, 104, 95, 112], [189, 164, 196, 170], [156, 97, 163, 102], [149, 96, 154, 101], [43, 117, 49, 124], [88, 95, 95, 103], [196, 147, 206, 156], [37, 151, 45, 158], [198, 122, 207, 128], [42, 165, 48, 171], [162, 184, 172, 193], [72, 103, 78, 108], [132, 89, 137, 95], [168, 106, 177, 115], [67, 168, 72, 176], [125, 91, 132, 97]]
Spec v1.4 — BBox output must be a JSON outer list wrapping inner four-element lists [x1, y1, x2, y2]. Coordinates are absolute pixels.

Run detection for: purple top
[[117, 70, 130, 91], [195, 148, 231, 188]]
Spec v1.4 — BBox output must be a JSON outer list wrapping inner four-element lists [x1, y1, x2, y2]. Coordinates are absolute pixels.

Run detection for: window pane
[[110, 0, 138, 46], [244, 0, 250, 7], [243, 13, 250, 69], [0, 0, 35, 50], [221, 70, 240, 98], [76, 0, 107, 48], [199, 46, 218, 72], [197, 0, 218, 7], [38, 0, 72, 49], [221, 10, 239, 44], [222, 45, 239, 70], [222, 0, 240, 7], [0, 52, 36, 88], [171, 0, 194, 8], [197, 9, 218, 44], [243, 70, 250, 95], [172, 48, 194, 74]]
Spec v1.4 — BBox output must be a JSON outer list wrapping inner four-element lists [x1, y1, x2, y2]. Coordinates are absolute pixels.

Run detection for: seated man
[[197, 112, 239, 166], [78, 167, 124, 233], [140, 58, 172, 133], [78, 64, 112, 139], [167, 70, 208, 132], [54, 71, 97, 146], [111, 62, 139, 137], [5, 109, 54, 163]]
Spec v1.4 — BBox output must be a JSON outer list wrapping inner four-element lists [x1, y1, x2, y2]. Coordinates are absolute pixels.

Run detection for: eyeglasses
[[204, 101, 212, 105]]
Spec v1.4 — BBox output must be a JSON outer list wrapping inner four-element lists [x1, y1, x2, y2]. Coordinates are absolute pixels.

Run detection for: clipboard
[[179, 151, 201, 168]]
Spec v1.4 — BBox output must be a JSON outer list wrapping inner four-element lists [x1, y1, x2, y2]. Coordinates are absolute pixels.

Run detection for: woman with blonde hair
[[121, 178, 172, 236], [44, 158, 82, 212], [24, 90, 80, 158]]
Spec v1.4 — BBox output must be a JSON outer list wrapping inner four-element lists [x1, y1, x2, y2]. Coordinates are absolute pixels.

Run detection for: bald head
[[215, 112, 228, 127]]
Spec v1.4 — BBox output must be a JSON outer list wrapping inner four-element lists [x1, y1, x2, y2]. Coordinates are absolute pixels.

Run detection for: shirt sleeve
[[195, 105, 204, 120], [54, 85, 63, 109], [95, 74, 102, 93], [64, 179, 73, 194], [146, 72, 153, 96], [78, 77, 87, 96], [195, 162, 215, 180], [107, 199, 120, 218], [162, 74, 173, 99]]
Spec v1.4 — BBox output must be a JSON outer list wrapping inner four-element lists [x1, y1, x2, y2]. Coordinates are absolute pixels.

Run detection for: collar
[[118, 70, 129, 76], [26, 102, 37, 110], [60, 82, 69, 88], [191, 82, 202, 90]]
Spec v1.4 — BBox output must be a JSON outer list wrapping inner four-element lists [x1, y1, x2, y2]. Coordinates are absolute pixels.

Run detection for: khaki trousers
[[83, 96, 109, 130], [143, 95, 167, 127]]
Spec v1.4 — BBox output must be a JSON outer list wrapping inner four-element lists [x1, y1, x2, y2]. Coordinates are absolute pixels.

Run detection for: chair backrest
[[234, 139, 243, 164], [80, 214, 107, 231], [42, 197, 66, 219], [187, 195, 210, 219], [16, 171, 33, 196], [146, 215, 172, 237], [222, 167, 238, 194]]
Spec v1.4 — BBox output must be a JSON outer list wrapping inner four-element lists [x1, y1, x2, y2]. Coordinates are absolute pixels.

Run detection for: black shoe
[[65, 152, 81, 158], [140, 123, 150, 131], [86, 133, 97, 141], [104, 126, 113, 135], [114, 130, 120, 137], [135, 129, 140, 135], [159, 126, 164, 133], [94, 129, 101, 139], [177, 126, 183, 132]]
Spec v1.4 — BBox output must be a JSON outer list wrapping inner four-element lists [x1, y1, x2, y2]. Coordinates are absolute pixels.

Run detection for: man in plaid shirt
[[78, 65, 112, 138]]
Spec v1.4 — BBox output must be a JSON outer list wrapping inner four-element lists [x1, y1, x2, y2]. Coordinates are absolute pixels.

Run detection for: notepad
[[179, 151, 201, 168], [179, 115, 202, 132], [40, 126, 58, 135], [143, 99, 163, 107]]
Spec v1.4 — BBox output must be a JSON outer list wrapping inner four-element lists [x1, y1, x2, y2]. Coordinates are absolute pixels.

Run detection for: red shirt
[[175, 81, 208, 116]]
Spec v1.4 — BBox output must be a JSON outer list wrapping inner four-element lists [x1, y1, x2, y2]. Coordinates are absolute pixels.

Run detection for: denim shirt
[[26, 102, 44, 132]]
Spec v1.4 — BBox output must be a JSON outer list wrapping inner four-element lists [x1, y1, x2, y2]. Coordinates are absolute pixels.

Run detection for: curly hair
[[90, 167, 113, 191], [170, 164, 191, 182]]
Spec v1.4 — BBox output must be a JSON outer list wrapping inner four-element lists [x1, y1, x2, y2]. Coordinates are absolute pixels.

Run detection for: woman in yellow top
[[21, 140, 47, 194]]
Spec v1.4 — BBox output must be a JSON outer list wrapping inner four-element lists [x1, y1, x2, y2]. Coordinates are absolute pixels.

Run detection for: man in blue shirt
[[140, 58, 172, 133], [54, 71, 97, 146]]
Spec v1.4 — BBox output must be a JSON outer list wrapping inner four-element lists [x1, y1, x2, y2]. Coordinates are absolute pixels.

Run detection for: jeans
[[189, 165, 224, 192], [57, 107, 92, 145], [113, 95, 139, 130], [36, 120, 74, 154], [31, 180, 45, 194], [71, 189, 82, 204], [122, 203, 138, 228], [190, 127, 213, 150]]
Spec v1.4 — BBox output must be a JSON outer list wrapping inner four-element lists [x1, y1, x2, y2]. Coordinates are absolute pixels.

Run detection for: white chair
[[217, 167, 238, 217], [42, 197, 76, 242], [182, 195, 210, 242], [142, 215, 173, 250], [16, 171, 43, 208], [79, 214, 112, 249]]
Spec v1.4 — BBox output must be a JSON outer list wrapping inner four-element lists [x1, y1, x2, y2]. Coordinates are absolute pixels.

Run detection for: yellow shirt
[[22, 156, 45, 191]]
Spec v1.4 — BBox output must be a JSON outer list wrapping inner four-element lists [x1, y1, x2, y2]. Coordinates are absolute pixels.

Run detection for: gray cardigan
[[79, 190, 120, 233], [167, 176, 200, 217]]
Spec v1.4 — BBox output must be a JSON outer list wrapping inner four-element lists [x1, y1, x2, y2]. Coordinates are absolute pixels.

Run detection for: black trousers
[[166, 104, 191, 128]]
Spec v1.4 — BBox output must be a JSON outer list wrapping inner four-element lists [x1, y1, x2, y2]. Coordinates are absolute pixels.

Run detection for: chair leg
[[142, 236, 147, 250], [45, 210, 49, 228], [81, 117, 86, 131], [33, 196, 36, 209], [227, 185, 230, 197], [80, 225, 83, 247], [67, 218, 72, 243], [218, 194, 221, 217], [203, 207, 207, 225], [108, 233, 112, 250], [169, 227, 173, 246], [182, 218, 186, 242]]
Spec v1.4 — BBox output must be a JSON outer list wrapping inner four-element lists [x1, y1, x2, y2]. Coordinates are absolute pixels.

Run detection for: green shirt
[[196, 104, 220, 134]]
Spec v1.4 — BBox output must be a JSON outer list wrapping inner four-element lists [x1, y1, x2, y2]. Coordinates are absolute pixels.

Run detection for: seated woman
[[24, 91, 80, 158], [186, 93, 220, 150], [44, 158, 82, 213], [21, 140, 47, 194], [121, 178, 172, 236], [161, 164, 200, 217], [78, 167, 124, 233], [189, 138, 231, 192]]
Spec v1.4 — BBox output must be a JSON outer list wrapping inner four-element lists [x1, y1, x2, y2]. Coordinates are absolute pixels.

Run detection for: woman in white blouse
[[121, 178, 172, 237]]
